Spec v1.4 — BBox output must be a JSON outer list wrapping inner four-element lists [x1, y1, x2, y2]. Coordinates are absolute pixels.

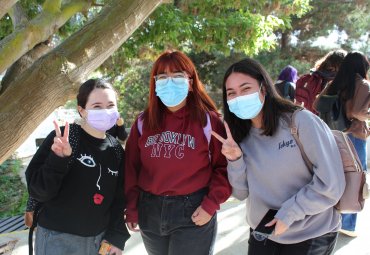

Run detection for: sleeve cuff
[[275, 206, 299, 227], [103, 230, 130, 250], [201, 197, 219, 216], [125, 210, 138, 223], [227, 156, 246, 170]]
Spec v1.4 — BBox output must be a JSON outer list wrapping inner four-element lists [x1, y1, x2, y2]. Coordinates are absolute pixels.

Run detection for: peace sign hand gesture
[[51, 120, 72, 158], [211, 121, 242, 161]]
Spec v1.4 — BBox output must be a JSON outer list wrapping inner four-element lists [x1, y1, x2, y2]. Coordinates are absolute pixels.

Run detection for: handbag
[[290, 109, 367, 213]]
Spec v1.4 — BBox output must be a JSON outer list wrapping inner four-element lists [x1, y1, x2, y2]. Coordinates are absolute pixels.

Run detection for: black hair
[[326, 52, 369, 101], [77, 79, 116, 108], [222, 58, 300, 143]]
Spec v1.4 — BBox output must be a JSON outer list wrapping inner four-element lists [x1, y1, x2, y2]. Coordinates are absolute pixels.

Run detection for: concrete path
[[1, 196, 369, 254]]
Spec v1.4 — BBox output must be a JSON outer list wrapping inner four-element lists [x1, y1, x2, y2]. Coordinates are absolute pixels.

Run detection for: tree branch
[[0, 0, 18, 20], [0, 41, 52, 94], [0, 0, 92, 75]]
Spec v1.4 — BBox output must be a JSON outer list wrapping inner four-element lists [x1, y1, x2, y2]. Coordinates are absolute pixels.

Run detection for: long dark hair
[[223, 58, 300, 143], [326, 52, 369, 102]]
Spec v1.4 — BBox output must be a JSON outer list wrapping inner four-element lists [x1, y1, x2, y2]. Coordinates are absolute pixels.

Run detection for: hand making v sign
[[51, 120, 72, 158], [211, 121, 242, 161]]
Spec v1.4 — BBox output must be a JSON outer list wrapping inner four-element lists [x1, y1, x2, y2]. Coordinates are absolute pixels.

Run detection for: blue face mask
[[155, 78, 189, 107], [227, 88, 264, 119]]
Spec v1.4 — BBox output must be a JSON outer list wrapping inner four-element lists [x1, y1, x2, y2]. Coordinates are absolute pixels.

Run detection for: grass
[[0, 158, 28, 218]]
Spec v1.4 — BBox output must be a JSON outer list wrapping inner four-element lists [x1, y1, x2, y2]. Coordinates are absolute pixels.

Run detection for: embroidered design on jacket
[[278, 139, 296, 150]]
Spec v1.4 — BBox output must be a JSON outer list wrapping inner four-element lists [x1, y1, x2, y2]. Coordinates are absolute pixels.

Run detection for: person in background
[[315, 51, 370, 237], [295, 49, 347, 113], [124, 50, 231, 255], [274, 65, 298, 102], [212, 58, 345, 255], [25, 79, 130, 255]]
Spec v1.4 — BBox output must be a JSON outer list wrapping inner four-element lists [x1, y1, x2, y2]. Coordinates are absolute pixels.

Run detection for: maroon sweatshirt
[[124, 106, 231, 223]]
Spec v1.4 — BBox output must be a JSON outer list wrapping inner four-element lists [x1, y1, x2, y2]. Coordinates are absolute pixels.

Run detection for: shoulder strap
[[28, 202, 43, 255], [203, 112, 211, 145], [290, 109, 314, 173], [137, 112, 144, 135]]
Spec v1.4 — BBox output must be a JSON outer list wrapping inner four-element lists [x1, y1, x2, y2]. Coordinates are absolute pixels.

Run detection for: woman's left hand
[[192, 206, 212, 226], [265, 218, 288, 235], [108, 245, 122, 255]]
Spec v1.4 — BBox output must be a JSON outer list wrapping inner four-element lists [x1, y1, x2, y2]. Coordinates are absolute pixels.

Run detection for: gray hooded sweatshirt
[[227, 109, 345, 244]]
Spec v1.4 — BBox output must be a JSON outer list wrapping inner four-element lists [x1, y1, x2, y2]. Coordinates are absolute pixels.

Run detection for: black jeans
[[248, 228, 338, 255], [138, 188, 217, 255]]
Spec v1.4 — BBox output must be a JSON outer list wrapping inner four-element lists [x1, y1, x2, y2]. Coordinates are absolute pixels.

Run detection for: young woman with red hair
[[124, 50, 231, 255]]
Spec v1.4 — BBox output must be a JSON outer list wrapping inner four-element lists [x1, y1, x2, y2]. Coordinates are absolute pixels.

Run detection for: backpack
[[295, 73, 325, 114], [25, 123, 122, 255], [315, 94, 351, 131], [275, 81, 292, 100], [137, 112, 212, 145], [290, 109, 367, 213]]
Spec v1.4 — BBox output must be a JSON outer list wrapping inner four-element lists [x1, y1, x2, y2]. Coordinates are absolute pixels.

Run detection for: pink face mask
[[86, 108, 119, 132]]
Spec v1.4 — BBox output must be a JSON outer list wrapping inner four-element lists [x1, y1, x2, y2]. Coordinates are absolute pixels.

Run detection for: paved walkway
[[1, 196, 369, 254]]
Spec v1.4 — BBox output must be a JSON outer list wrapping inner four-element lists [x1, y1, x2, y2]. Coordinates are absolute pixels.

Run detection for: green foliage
[[115, 60, 152, 127], [21, 0, 44, 19], [99, 0, 311, 116], [0, 158, 27, 218], [119, 0, 310, 60], [0, 15, 13, 40]]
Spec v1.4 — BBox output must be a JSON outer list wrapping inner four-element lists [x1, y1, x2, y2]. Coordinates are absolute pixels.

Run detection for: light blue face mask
[[227, 87, 264, 119], [155, 78, 189, 107]]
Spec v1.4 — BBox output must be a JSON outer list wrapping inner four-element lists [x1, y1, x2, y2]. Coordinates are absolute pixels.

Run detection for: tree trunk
[[281, 32, 289, 52], [0, 0, 165, 164], [0, 0, 18, 20], [0, 0, 91, 74]]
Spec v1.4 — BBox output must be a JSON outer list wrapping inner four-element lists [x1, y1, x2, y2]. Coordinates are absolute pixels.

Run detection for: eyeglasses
[[154, 72, 188, 85]]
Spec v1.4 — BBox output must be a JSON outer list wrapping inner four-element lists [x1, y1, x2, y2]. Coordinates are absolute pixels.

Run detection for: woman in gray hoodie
[[212, 58, 345, 255]]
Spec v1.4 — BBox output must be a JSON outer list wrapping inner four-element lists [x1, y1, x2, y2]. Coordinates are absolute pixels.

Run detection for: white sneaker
[[339, 229, 358, 237]]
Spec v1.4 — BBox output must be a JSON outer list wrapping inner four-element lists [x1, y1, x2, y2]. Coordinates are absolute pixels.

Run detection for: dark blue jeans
[[248, 229, 338, 255], [138, 188, 217, 255]]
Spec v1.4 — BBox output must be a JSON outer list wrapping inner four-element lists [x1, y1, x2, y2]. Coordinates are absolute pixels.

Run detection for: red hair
[[143, 50, 218, 130]]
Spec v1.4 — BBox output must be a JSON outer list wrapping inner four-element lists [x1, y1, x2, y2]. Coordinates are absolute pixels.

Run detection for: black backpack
[[315, 94, 351, 131], [26, 123, 122, 254]]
